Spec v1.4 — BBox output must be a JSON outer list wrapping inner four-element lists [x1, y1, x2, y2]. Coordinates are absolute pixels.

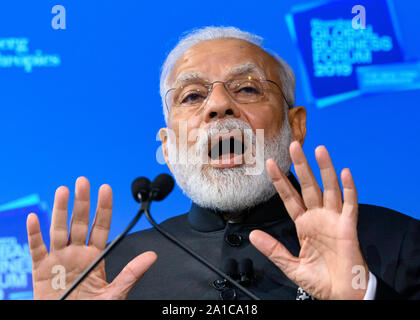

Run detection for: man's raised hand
[[250, 141, 369, 300], [26, 177, 157, 300]]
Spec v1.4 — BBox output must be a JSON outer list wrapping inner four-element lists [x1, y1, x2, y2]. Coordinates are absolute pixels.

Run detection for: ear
[[158, 127, 173, 173], [287, 106, 307, 146]]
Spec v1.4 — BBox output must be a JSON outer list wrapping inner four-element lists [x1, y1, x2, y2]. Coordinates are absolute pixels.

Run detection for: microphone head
[[239, 258, 253, 286], [239, 258, 253, 277], [223, 258, 238, 279], [131, 177, 151, 202], [150, 173, 174, 201]]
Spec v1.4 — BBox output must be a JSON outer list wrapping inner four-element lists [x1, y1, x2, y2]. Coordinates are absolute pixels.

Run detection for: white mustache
[[192, 119, 256, 158]]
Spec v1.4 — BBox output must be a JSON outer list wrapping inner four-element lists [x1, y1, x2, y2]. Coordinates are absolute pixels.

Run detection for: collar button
[[225, 233, 242, 247]]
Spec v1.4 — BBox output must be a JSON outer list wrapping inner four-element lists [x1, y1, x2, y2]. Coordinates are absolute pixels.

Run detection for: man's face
[[165, 38, 287, 160], [160, 38, 306, 212]]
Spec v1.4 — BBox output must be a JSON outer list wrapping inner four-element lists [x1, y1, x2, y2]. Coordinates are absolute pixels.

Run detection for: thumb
[[249, 230, 299, 277], [108, 251, 157, 299]]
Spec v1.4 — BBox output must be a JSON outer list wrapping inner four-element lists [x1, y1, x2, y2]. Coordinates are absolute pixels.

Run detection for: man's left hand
[[249, 141, 369, 300]]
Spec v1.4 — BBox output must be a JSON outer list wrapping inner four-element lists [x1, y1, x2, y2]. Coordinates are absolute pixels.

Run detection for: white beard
[[167, 116, 293, 213]]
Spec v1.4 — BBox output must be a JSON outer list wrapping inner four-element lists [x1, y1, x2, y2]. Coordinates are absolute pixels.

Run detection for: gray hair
[[160, 26, 296, 123]]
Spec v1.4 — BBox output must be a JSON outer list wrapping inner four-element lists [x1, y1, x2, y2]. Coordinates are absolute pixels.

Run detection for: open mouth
[[208, 137, 245, 159], [208, 133, 248, 167]]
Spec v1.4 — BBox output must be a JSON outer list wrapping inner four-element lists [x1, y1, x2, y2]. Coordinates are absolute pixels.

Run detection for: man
[[27, 26, 420, 300]]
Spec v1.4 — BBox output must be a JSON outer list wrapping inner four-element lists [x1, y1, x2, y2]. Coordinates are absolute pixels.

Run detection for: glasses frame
[[164, 77, 293, 117]]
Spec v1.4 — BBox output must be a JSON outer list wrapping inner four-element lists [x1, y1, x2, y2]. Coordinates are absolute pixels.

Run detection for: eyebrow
[[170, 62, 267, 89], [171, 71, 207, 88], [227, 62, 266, 78]]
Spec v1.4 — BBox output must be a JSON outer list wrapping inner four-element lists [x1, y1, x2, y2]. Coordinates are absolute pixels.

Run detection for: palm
[[27, 178, 156, 300], [32, 245, 108, 300], [250, 142, 368, 300], [293, 208, 362, 299]]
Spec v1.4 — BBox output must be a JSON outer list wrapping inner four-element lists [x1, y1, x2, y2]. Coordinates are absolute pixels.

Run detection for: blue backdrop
[[0, 1, 419, 294]]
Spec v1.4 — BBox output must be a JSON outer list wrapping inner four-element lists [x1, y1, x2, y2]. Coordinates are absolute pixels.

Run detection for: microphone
[[149, 174, 174, 201], [212, 258, 255, 300], [131, 177, 151, 202], [213, 258, 254, 288], [224, 258, 239, 280], [238, 258, 254, 286], [212, 258, 238, 290], [137, 175, 260, 301]]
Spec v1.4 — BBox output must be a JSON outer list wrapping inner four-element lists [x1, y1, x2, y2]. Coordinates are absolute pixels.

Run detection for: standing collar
[[187, 173, 301, 232]]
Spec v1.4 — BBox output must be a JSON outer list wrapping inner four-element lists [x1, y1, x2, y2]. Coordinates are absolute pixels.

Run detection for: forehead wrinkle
[[169, 55, 271, 90], [171, 62, 267, 88]]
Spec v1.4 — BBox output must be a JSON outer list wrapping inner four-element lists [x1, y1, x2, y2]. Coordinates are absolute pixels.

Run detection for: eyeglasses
[[164, 76, 293, 116]]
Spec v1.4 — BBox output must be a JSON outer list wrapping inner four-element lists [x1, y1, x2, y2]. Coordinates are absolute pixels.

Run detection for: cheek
[[169, 118, 203, 150], [169, 109, 203, 131], [241, 104, 284, 138]]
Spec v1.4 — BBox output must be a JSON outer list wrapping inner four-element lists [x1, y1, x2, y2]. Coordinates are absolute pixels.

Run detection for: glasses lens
[[166, 84, 208, 109], [227, 79, 265, 103]]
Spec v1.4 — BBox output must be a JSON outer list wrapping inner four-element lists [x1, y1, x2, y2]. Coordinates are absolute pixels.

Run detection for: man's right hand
[[26, 177, 157, 300]]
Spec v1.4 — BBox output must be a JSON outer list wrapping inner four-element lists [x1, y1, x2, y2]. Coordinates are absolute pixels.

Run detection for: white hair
[[159, 26, 296, 123]]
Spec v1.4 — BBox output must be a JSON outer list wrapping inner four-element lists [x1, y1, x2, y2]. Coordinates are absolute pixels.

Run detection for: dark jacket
[[105, 174, 420, 300]]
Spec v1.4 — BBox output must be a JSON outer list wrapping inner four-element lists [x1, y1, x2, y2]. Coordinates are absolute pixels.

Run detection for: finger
[[50, 186, 69, 251], [27, 213, 48, 269], [315, 146, 343, 212], [88, 184, 113, 250], [341, 168, 358, 221], [68, 177, 90, 245], [249, 230, 299, 279], [266, 158, 306, 221], [108, 251, 157, 299], [289, 141, 323, 209]]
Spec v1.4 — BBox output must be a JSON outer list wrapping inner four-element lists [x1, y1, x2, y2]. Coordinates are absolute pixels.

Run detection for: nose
[[203, 83, 241, 122]]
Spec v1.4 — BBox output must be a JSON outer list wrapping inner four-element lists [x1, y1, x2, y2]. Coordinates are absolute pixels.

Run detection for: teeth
[[209, 137, 246, 160]]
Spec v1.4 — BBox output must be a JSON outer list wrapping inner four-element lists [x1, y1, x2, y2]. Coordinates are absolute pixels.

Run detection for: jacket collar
[[187, 172, 301, 232]]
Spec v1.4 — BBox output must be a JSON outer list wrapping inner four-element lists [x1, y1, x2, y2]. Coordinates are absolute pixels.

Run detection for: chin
[[177, 165, 277, 212]]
